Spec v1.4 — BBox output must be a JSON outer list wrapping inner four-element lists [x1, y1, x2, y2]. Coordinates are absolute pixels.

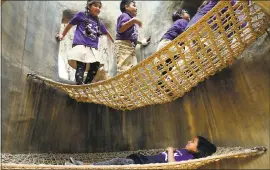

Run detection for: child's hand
[[141, 36, 151, 46], [166, 147, 176, 152], [56, 33, 64, 41], [132, 18, 142, 27]]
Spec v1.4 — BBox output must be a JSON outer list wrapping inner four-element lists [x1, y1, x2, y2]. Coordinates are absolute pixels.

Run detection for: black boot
[[75, 61, 86, 85], [84, 62, 100, 84]]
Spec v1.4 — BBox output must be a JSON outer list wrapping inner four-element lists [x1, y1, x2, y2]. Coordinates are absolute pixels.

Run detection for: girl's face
[[185, 137, 199, 152], [125, 2, 137, 17], [88, 3, 102, 16]]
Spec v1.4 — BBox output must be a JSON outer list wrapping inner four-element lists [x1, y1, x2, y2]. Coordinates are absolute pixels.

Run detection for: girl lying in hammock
[[65, 136, 216, 165]]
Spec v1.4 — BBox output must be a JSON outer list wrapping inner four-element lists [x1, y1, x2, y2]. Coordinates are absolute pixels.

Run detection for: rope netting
[[1, 146, 267, 169], [1, 149, 163, 165], [27, 1, 270, 111]]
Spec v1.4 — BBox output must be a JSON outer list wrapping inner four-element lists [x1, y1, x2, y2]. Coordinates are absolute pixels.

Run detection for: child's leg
[[84, 62, 100, 84], [93, 158, 134, 165], [75, 61, 86, 85], [156, 51, 179, 97], [115, 40, 137, 75], [156, 39, 171, 51]]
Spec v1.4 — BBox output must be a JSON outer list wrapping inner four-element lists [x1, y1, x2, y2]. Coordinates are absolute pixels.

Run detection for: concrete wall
[[2, 1, 269, 169]]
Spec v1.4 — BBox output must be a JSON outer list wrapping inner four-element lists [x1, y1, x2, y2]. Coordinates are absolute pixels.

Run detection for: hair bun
[[172, 11, 181, 22]]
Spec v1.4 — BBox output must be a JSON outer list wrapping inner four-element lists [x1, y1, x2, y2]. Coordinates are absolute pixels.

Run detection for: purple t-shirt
[[186, 0, 219, 29], [221, 0, 247, 28], [69, 12, 108, 49], [186, 0, 239, 29], [116, 12, 139, 45], [162, 19, 188, 40], [146, 148, 194, 163]]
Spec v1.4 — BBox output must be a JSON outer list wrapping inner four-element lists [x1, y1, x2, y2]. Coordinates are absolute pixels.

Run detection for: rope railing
[[1, 146, 267, 169], [27, 1, 270, 110]]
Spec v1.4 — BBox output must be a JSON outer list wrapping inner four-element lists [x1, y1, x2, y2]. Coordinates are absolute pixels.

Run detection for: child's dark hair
[[172, 8, 189, 22], [120, 0, 135, 12], [193, 136, 216, 158]]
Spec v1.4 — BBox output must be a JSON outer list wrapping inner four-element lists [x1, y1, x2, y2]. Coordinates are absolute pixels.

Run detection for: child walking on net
[[155, 9, 190, 96], [56, 0, 114, 85], [115, 0, 151, 75]]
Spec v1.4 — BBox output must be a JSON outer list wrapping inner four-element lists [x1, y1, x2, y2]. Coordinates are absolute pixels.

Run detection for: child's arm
[[56, 12, 84, 41], [56, 23, 73, 41], [106, 31, 114, 43], [119, 17, 142, 33], [99, 22, 114, 43], [166, 147, 176, 163]]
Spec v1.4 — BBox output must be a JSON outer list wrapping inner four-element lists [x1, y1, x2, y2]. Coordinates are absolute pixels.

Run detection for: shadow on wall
[[182, 0, 205, 18], [62, 9, 77, 24]]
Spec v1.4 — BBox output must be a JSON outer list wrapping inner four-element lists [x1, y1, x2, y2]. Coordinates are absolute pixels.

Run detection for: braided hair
[[85, 0, 102, 37]]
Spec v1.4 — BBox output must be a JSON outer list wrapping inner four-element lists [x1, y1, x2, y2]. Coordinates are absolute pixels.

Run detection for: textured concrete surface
[[1, 1, 269, 169]]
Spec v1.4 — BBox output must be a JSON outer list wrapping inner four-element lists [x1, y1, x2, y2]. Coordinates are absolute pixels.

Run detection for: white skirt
[[67, 45, 105, 71]]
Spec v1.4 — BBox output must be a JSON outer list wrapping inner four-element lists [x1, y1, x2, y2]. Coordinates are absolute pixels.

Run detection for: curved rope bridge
[[1, 146, 267, 169], [27, 1, 270, 110]]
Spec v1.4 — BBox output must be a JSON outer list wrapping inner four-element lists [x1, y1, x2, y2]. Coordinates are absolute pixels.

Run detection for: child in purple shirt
[[66, 136, 216, 165], [56, 0, 114, 85], [157, 9, 190, 51], [185, 0, 243, 30], [156, 9, 190, 71], [115, 0, 150, 75], [155, 9, 190, 97], [185, 0, 219, 30]]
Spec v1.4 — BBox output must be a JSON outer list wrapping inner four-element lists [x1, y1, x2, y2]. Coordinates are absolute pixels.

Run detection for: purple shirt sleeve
[[174, 19, 188, 33], [174, 149, 194, 162], [162, 19, 188, 40], [69, 12, 84, 25], [152, 149, 194, 163], [100, 22, 108, 34], [117, 13, 131, 32]]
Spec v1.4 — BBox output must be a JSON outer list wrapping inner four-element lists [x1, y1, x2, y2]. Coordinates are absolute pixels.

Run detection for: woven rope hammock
[[27, 1, 270, 111], [1, 146, 267, 169]]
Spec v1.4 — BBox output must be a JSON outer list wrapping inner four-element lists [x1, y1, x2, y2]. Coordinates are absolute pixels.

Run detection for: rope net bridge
[[1, 146, 267, 169], [27, 1, 270, 110]]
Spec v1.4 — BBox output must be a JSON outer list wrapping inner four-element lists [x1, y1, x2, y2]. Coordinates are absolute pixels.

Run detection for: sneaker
[[70, 157, 84, 165], [65, 162, 75, 165]]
